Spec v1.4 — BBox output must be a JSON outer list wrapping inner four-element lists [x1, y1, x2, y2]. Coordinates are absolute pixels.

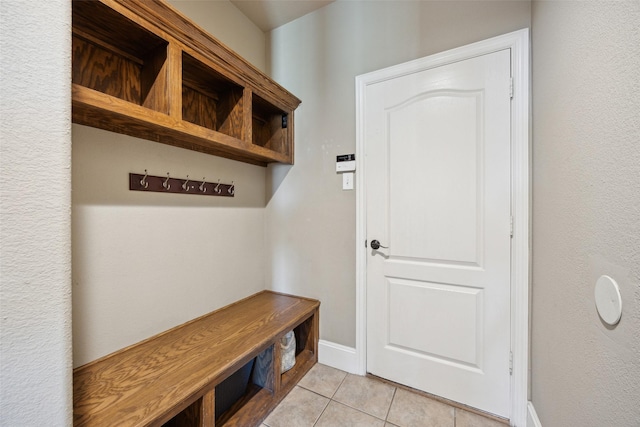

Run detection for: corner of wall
[[168, 0, 267, 72], [527, 401, 543, 427]]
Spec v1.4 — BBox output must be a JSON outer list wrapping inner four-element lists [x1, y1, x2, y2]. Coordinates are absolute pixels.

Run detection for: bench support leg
[[201, 389, 215, 427]]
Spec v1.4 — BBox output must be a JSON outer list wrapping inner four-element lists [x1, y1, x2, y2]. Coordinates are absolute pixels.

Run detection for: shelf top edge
[[104, 0, 301, 109]]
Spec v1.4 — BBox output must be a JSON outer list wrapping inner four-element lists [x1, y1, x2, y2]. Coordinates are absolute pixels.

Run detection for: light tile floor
[[263, 364, 508, 427]]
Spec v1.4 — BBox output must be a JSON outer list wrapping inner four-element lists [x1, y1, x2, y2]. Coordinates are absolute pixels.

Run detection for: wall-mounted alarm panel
[[336, 154, 356, 172]]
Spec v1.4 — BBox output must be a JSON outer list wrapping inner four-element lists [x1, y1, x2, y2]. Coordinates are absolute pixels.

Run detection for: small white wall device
[[336, 154, 355, 190], [336, 154, 356, 172], [595, 275, 622, 326]]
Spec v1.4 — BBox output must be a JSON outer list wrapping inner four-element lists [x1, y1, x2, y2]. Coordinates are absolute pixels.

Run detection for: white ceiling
[[229, 0, 335, 32]]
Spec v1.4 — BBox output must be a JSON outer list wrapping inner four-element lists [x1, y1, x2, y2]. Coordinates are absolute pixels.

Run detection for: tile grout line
[[307, 369, 350, 426], [278, 365, 505, 427], [311, 391, 331, 427], [298, 384, 333, 401], [384, 386, 398, 424], [329, 375, 366, 417], [330, 372, 349, 400], [369, 373, 508, 425], [331, 373, 397, 424], [296, 370, 349, 401]]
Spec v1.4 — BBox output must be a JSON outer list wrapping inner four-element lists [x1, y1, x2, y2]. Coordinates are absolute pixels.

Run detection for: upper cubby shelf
[[71, 0, 300, 166]]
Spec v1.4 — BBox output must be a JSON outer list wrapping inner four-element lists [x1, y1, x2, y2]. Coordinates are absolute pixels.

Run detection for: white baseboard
[[527, 401, 542, 427], [318, 340, 359, 374]]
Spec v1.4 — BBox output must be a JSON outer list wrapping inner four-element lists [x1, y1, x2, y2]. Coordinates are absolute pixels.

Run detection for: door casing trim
[[355, 28, 530, 427]]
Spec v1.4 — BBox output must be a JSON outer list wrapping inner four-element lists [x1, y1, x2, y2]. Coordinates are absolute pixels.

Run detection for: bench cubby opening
[[161, 398, 203, 427], [74, 292, 319, 427], [280, 314, 316, 390]]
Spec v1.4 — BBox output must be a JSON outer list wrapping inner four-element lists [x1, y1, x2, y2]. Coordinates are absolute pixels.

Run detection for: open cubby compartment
[[162, 354, 269, 427], [216, 347, 275, 426], [252, 93, 289, 156], [161, 397, 204, 427], [72, 1, 170, 114], [182, 52, 245, 140], [293, 315, 315, 358], [280, 314, 316, 388]]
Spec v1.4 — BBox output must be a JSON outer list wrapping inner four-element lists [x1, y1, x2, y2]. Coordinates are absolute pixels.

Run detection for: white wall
[[531, 1, 640, 425], [0, 1, 72, 425], [72, 1, 269, 366], [265, 0, 531, 348]]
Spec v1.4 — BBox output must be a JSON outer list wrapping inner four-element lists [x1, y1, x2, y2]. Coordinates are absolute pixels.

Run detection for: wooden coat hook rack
[[129, 171, 234, 197]]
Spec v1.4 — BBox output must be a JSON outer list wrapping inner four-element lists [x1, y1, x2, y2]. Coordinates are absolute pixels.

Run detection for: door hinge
[[509, 77, 514, 99], [509, 351, 513, 375], [510, 216, 514, 238]]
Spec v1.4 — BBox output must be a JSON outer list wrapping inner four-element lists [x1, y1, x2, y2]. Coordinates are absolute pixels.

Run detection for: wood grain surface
[[72, 84, 291, 166], [72, 0, 300, 166], [73, 291, 319, 426]]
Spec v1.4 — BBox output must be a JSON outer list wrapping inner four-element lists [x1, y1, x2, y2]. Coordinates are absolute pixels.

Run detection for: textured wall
[[0, 1, 72, 425], [72, 2, 269, 366], [265, 1, 531, 347], [531, 1, 640, 425]]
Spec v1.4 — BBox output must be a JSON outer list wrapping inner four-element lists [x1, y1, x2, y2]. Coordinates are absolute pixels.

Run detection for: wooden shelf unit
[[73, 291, 319, 427], [72, 0, 300, 166]]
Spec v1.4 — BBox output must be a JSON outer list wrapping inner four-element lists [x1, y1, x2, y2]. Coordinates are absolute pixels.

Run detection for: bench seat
[[73, 291, 320, 426]]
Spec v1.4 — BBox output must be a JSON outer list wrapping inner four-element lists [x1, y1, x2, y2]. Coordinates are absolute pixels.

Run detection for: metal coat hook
[[129, 172, 234, 198], [140, 169, 149, 188]]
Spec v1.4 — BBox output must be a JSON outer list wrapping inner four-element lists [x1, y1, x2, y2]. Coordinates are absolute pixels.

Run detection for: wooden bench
[[73, 291, 320, 426]]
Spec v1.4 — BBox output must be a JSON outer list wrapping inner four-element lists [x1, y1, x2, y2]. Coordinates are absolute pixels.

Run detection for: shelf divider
[[73, 0, 300, 166]]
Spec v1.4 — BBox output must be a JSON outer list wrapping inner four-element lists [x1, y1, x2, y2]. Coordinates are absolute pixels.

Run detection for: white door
[[364, 49, 512, 417]]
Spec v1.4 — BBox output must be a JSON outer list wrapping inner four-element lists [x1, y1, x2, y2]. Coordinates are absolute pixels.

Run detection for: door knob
[[370, 240, 388, 250]]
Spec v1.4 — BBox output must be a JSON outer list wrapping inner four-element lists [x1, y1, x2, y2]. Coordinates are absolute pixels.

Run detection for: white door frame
[[355, 29, 530, 426]]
